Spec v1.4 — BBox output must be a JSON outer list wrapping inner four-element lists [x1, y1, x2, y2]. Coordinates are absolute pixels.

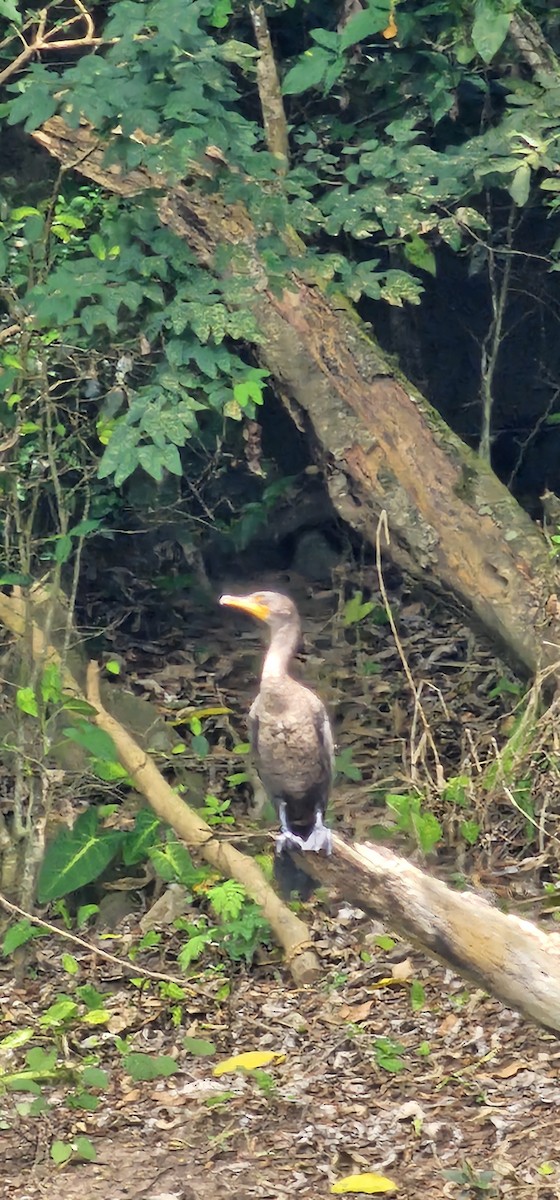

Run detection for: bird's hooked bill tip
[[219, 594, 270, 621]]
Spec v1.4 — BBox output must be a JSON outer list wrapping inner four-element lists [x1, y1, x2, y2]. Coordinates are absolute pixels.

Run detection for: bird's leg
[[275, 801, 304, 856]]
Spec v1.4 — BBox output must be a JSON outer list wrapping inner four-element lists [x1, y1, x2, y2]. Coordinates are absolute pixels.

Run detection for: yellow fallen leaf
[[213, 1050, 285, 1076], [382, 17, 397, 38], [371, 976, 407, 990], [331, 1173, 398, 1195]]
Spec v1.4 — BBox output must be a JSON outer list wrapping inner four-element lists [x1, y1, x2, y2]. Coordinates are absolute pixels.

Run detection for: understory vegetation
[[1, 1, 560, 1194]]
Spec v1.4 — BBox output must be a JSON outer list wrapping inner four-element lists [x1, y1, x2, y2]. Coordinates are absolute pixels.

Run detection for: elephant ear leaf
[[37, 809, 123, 902]]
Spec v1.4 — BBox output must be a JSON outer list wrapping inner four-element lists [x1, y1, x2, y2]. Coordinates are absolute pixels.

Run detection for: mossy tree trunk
[[33, 118, 560, 677]]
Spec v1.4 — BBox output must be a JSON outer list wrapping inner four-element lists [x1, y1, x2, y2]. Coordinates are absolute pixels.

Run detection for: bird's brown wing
[[314, 702, 335, 788]]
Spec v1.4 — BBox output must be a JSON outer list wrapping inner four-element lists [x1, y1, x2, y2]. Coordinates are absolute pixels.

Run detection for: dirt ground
[[3, 904, 560, 1200], [3, 570, 560, 1199]]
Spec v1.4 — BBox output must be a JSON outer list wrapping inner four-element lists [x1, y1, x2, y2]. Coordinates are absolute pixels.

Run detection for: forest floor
[[2, 560, 560, 1200]]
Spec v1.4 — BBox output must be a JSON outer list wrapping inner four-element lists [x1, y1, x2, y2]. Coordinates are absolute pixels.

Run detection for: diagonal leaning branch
[[0, 588, 321, 984], [85, 661, 321, 983], [31, 116, 560, 680]]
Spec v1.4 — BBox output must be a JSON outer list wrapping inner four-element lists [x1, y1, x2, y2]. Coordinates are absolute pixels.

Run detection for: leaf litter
[[3, 562, 560, 1199]]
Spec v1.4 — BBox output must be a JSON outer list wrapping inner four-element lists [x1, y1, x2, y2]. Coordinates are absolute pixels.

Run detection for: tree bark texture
[[32, 118, 560, 677], [300, 835, 560, 1034]]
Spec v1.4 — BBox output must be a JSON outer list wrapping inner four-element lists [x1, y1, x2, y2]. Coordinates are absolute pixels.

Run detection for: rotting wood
[[30, 117, 560, 679], [296, 834, 560, 1033], [3, 590, 560, 1023]]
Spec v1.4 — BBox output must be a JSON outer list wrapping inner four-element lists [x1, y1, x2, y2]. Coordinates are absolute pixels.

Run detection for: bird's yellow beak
[[219, 594, 270, 622]]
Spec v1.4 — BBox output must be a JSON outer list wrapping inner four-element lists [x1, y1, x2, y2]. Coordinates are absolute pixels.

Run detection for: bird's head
[[219, 590, 300, 637]]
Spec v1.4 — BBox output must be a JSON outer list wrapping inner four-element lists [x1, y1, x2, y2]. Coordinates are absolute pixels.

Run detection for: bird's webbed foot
[[300, 817, 332, 855], [275, 804, 332, 857], [275, 829, 307, 856]]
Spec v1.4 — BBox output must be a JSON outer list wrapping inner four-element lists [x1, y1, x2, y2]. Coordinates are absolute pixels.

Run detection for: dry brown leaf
[[492, 1060, 528, 1079], [338, 1000, 374, 1022], [391, 958, 414, 982]]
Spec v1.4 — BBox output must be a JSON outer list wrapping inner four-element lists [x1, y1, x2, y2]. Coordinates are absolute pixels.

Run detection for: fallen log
[[0, 588, 321, 984], [30, 117, 560, 679], [298, 834, 560, 1033]]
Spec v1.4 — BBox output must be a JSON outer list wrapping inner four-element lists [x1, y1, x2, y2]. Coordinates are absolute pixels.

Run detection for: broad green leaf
[[210, 0, 233, 27], [233, 379, 265, 407], [73, 1136, 96, 1161], [510, 162, 531, 206], [16, 687, 38, 717], [282, 47, 331, 95], [339, 5, 391, 50], [122, 1053, 178, 1081], [82, 1009, 110, 1025], [41, 663, 63, 705], [138, 443, 165, 481], [472, 0, 511, 63], [37, 808, 123, 901], [0, 1029, 34, 1051], [62, 720, 118, 761], [219, 39, 260, 64], [149, 840, 202, 885], [81, 1067, 109, 1088], [2, 920, 44, 955], [97, 425, 140, 485], [410, 980, 425, 1011], [161, 442, 182, 475], [69, 518, 102, 536], [39, 999, 78, 1027], [89, 234, 106, 260], [123, 809, 162, 865], [61, 953, 79, 975], [61, 697, 98, 715], [404, 235, 437, 277], [54, 534, 73, 564], [51, 1142, 73, 1164], [184, 1036, 216, 1056], [0, 572, 32, 586], [0, 0, 22, 23]]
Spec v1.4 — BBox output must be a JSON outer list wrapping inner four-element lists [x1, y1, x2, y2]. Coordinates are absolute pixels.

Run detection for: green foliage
[[1, 0, 558, 936], [121, 1053, 178, 1082], [373, 1036, 407, 1073], [2, 920, 46, 956], [219, 901, 271, 963], [342, 591, 376, 626], [37, 808, 124, 902], [386, 793, 443, 855], [51, 1136, 96, 1165], [410, 980, 426, 1012], [149, 835, 207, 887], [208, 879, 246, 920], [335, 746, 362, 782], [184, 1036, 216, 1056], [442, 1161, 496, 1197], [203, 792, 235, 830]]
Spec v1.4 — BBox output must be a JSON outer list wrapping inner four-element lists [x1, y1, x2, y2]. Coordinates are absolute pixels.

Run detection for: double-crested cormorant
[[219, 591, 333, 858]]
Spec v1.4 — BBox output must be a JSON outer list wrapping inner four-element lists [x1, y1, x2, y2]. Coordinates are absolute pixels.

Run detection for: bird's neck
[[261, 620, 299, 685]]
